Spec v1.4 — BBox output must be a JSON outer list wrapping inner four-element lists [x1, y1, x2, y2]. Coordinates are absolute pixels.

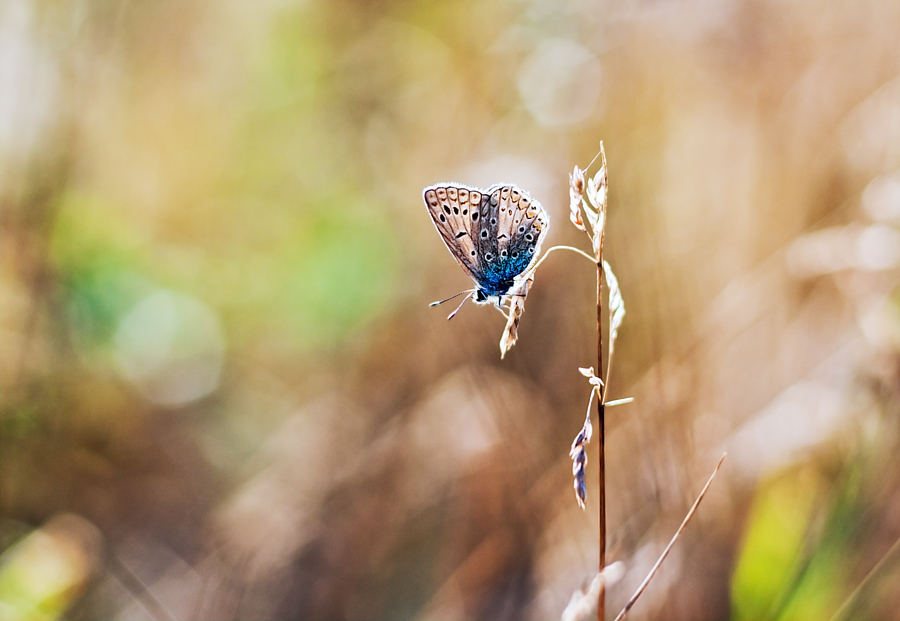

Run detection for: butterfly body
[[423, 182, 550, 306]]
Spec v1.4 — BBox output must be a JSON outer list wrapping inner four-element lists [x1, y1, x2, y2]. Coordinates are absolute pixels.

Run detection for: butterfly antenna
[[429, 289, 473, 307], [446, 293, 472, 320]]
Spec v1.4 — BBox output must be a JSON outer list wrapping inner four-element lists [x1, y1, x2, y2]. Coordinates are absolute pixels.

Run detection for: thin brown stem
[[829, 529, 900, 621], [596, 252, 606, 621], [594, 142, 608, 621], [613, 454, 727, 621]]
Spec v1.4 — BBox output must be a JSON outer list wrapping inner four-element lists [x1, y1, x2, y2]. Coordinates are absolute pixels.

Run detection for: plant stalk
[[596, 245, 606, 621]]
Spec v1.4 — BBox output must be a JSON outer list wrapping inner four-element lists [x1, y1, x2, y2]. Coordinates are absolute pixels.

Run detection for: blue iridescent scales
[[423, 182, 550, 305]]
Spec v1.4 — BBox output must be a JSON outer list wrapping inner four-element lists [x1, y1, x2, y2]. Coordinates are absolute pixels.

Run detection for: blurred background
[[2, 0, 900, 619]]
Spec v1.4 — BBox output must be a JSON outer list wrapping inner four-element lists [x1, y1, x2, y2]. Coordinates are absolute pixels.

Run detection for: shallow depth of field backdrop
[[2, 0, 900, 619]]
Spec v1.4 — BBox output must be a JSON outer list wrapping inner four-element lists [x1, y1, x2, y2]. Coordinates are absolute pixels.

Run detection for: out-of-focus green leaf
[[0, 516, 98, 621], [277, 200, 399, 349], [50, 191, 152, 353], [731, 466, 822, 620]]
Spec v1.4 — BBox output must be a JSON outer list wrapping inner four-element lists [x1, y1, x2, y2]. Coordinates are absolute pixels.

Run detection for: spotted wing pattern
[[423, 184, 484, 282], [423, 182, 550, 298], [474, 184, 549, 297]]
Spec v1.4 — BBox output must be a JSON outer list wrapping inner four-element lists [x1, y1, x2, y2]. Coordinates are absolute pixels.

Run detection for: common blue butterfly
[[423, 183, 550, 316]]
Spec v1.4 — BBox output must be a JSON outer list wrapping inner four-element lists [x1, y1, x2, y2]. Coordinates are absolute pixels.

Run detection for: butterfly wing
[[423, 183, 486, 283], [490, 184, 548, 260], [481, 184, 550, 291]]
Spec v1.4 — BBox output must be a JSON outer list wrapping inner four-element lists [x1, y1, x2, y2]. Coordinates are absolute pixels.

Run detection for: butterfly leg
[[490, 297, 512, 320]]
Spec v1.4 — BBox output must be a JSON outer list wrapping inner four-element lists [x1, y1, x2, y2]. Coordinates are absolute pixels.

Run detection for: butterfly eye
[[453, 206, 459, 214], [440, 214, 446, 222], [500, 249, 508, 257], [472, 212, 479, 221], [485, 253, 493, 261], [511, 252, 518, 259], [490, 218, 497, 226], [518, 226, 525, 233], [525, 233, 534, 241], [462, 209, 468, 215], [470, 250, 476, 257], [480, 230, 488, 239], [443, 205, 451, 215]]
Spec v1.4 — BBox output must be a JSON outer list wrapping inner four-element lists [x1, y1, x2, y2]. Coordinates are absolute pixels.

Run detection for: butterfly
[[423, 182, 550, 319]]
